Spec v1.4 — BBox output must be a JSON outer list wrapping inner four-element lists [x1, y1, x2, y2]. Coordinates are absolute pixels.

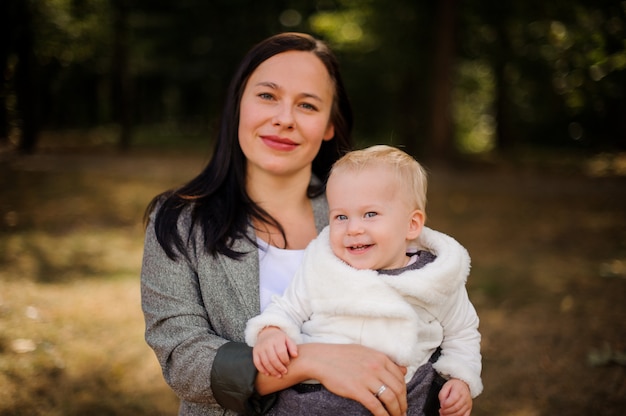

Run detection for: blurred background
[[0, 1, 625, 415], [2, 0, 625, 158]]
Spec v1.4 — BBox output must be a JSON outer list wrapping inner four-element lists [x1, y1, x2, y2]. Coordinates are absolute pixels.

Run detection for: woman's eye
[[300, 102, 318, 111], [364, 212, 377, 218], [258, 93, 274, 100]]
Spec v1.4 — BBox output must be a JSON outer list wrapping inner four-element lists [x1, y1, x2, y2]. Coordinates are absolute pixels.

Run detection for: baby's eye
[[364, 212, 377, 218], [336, 214, 348, 221]]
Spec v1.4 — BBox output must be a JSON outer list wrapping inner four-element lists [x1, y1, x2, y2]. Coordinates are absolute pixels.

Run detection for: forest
[[1, 0, 625, 159]]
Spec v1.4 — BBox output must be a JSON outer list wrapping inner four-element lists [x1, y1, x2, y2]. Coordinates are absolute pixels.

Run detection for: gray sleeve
[[211, 342, 277, 415], [141, 212, 227, 404], [141, 210, 277, 412]]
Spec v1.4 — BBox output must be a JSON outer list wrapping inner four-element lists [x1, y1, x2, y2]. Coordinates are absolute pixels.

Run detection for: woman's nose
[[272, 104, 295, 129]]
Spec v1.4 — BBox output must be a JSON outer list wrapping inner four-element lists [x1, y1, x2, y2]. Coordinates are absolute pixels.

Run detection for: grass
[[1, 137, 625, 415], [0, 147, 205, 415], [0, 277, 177, 415]]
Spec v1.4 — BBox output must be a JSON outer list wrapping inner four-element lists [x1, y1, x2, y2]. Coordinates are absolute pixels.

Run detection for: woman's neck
[[247, 169, 317, 250], [247, 167, 311, 206]]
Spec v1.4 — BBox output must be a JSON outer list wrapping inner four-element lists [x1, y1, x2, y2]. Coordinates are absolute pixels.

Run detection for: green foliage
[[34, 0, 112, 69], [4, 0, 625, 154], [309, 4, 379, 52], [453, 61, 496, 154], [456, 0, 626, 151]]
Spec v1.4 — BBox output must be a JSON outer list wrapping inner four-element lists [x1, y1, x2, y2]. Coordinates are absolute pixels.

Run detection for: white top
[[257, 238, 305, 311]]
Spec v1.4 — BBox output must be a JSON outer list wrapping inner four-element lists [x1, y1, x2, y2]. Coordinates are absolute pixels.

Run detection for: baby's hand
[[252, 326, 298, 378], [438, 378, 472, 416]]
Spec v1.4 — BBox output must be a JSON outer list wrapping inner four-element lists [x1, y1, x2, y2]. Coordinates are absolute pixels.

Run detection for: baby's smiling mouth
[[348, 244, 373, 252]]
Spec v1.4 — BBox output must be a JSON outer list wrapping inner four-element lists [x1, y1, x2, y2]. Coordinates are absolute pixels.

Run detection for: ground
[[0, 144, 625, 415]]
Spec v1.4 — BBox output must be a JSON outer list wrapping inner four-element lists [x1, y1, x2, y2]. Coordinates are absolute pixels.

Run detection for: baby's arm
[[438, 378, 472, 416], [252, 326, 299, 378], [435, 288, 483, 398]]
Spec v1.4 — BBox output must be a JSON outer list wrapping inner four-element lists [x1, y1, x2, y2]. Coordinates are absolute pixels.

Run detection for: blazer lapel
[[218, 227, 261, 319]]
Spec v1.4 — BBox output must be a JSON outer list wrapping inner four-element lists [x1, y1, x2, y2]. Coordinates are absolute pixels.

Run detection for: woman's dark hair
[[146, 32, 354, 260]]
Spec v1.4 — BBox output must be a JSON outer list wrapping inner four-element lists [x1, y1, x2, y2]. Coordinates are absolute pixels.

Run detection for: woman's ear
[[323, 123, 335, 141], [406, 209, 425, 241]]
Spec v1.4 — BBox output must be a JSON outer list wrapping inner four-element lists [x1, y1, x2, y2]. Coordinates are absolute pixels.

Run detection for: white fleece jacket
[[245, 226, 483, 397]]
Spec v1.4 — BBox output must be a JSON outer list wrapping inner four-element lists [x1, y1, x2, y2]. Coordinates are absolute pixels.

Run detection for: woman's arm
[[255, 342, 409, 416], [210, 342, 277, 415], [141, 215, 230, 404]]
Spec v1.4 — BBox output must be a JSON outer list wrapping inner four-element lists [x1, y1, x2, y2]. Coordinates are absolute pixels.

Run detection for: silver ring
[[374, 384, 387, 397]]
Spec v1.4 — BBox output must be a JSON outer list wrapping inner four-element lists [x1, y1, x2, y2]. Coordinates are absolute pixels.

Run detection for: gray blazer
[[141, 194, 329, 416]]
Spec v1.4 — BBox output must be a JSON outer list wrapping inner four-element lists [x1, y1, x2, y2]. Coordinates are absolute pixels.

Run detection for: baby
[[246, 145, 482, 415]]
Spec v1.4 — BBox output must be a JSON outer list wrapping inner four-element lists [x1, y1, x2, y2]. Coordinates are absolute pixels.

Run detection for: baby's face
[[326, 166, 422, 270]]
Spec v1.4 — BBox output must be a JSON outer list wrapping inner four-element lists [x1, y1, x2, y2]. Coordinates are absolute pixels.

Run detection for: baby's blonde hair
[[329, 145, 428, 216]]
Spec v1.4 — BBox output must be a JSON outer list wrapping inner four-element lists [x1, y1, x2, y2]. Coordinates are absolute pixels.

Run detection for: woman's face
[[238, 51, 335, 179]]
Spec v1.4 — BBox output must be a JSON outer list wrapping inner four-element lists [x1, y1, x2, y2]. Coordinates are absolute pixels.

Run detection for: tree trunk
[[428, 0, 458, 162], [493, 23, 515, 152], [0, 0, 12, 146], [15, 0, 39, 154], [112, 0, 132, 151]]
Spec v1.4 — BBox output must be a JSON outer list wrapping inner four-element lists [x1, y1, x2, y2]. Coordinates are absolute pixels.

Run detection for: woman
[[141, 33, 408, 416]]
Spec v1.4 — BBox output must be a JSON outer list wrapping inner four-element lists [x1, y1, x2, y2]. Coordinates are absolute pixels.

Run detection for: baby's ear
[[406, 209, 425, 241]]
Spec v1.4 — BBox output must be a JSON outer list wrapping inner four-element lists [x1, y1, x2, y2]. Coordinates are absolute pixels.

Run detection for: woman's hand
[[256, 343, 408, 416], [311, 343, 408, 416]]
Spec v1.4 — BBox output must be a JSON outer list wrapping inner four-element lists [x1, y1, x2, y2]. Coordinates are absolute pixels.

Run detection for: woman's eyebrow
[[255, 81, 279, 89], [255, 81, 323, 102], [302, 92, 323, 102]]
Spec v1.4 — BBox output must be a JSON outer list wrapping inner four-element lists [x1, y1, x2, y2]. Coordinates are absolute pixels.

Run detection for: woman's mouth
[[261, 135, 298, 151]]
